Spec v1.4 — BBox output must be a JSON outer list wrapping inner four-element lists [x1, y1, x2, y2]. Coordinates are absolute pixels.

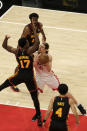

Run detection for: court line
[[0, 102, 86, 116], [13, 5, 87, 16], [0, 5, 14, 19], [0, 20, 26, 25], [0, 5, 86, 21], [0, 5, 87, 33], [0, 19, 87, 33], [0, 101, 47, 110]]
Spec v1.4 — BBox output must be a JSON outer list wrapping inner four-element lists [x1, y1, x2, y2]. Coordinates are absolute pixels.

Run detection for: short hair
[[58, 84, 68, 95], [29, 13, 39, 20], [18, 38, 27, 48], [43, 43, 49, 50]]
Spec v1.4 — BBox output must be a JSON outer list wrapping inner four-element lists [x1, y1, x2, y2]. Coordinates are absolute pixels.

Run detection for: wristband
[[43, 120, 46, 123]]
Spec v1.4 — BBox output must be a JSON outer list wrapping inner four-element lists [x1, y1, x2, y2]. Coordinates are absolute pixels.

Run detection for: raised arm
[[69, 98, 80, 125], [39, 23, 46, 43], [21, 26, 30, 38], [2, 35, 17, 54], [27, 24, 40, 54]]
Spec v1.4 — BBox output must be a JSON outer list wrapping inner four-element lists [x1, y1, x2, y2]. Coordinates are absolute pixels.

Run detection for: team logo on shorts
[[0, 1, 3, 9]]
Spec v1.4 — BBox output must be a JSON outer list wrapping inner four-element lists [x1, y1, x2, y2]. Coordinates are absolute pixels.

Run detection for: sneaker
[[32, 114, 38, 121], [37, 116, 42, 126], [78, 104, 86, 115], [10, 86, 20, 92]]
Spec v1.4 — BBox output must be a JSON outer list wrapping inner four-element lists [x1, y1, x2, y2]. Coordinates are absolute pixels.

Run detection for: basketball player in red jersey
[[42, 84, 80, 131], [0, 24, 42, 126]]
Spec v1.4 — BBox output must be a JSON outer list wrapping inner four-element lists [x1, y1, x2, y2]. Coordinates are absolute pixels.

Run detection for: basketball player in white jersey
[[32, 43, 86, 121], [34, 43, 60, 93]]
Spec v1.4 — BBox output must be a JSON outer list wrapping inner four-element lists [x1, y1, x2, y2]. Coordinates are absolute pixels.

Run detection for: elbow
[[2, 44, 6, 49], [2, 44, 4, 48], [36, 44, 39, 50]]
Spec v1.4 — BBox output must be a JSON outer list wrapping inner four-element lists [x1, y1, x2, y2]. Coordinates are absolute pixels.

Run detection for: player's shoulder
[[69, 98, 74, 105], [48, 54, 52, 61], [24, 24, 29, 30], [38, 22, 43, 27]]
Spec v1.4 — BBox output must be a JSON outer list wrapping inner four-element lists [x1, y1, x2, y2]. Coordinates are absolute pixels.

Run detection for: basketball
[[38, 53, 49, 65]]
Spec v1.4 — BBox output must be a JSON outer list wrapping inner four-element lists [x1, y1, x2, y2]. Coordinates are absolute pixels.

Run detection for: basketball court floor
[[0, 5, 87, 130]]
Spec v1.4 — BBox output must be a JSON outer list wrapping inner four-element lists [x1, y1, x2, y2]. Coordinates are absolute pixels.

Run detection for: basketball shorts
[[49, 120, 68, 131], [8, 70, 37, 92], [35, 71, 60, 93]]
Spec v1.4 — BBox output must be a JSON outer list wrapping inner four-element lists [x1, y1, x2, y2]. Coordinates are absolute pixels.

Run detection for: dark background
[[0, 0, 87, 17]]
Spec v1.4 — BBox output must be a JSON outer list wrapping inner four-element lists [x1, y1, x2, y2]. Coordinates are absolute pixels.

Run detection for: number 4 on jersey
[[56, 108, 62, 117]]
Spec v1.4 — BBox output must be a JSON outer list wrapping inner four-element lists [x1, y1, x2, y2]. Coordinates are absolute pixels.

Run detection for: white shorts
[[35, 71, 60, 93]]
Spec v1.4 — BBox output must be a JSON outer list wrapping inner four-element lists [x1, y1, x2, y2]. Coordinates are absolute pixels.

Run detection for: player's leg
[[0, 72, 22, 91], [46, 72, 60, 91], [32, 75, 45, 121], [10, 66, 20, 92], [0, 79, 12, 91], [26, 79, 42, 126], [30, 91, 42, 126], [35, 74, 45, 93]]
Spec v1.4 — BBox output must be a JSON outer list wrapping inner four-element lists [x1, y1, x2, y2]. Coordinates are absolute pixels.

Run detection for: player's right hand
[[76, 119, 80, 125], [42, 122, 45, 126], [5, 35, 10, 39]]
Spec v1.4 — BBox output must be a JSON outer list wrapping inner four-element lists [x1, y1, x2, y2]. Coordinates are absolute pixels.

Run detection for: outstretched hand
[[5, 35, 10, 39]]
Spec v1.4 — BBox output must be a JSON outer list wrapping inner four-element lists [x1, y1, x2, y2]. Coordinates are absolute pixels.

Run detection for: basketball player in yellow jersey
[[21, 13, 46, 46], [42, 84, 80, 131]]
